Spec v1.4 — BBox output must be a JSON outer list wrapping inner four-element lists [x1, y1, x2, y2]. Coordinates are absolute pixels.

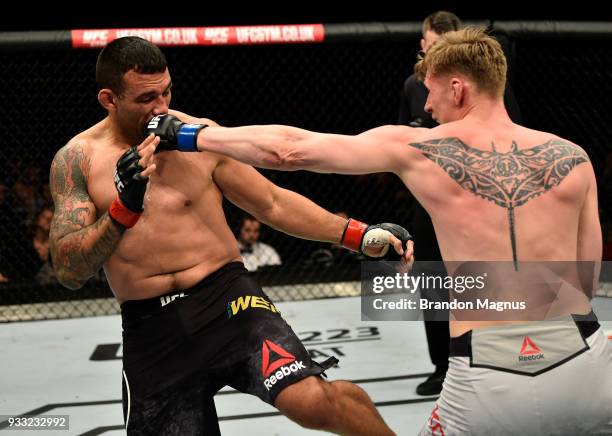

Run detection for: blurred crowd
[[0, 166, 55, 283]]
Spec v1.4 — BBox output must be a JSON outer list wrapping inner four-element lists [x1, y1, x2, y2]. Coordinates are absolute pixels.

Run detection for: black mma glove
[[108, 146, 148, 228], [144, 114, 208, 152], [341, 218, 412, 258]]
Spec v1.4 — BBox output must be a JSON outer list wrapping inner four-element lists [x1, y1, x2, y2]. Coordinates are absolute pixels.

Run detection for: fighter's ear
[[98, 88, 117, 112], [450, 77, 466, 106]]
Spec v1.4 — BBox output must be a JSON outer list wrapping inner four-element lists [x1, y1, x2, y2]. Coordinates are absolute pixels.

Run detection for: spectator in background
[[32, 205, 57, 284], [12, 179, 40, 229], [237, 215, 282, 271], [0, 180, 42, 281], [397, 10, 523, 396], [32, 206, 53, 263]]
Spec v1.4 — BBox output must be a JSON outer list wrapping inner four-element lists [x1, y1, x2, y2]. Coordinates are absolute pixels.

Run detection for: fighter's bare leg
[[275, 375, 395, 436]]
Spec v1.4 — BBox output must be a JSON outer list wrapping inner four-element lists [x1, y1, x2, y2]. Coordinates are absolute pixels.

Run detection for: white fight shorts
[[420, 313, 612, 435]]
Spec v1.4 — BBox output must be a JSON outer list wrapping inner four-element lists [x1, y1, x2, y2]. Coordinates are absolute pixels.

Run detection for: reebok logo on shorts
[[261, 340, 305, 390], [518, 336, 545, 361]]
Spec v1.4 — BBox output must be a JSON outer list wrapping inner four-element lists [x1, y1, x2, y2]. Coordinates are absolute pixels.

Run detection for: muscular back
[[400, 121, 594, 264], [395, 121, 599, 334]]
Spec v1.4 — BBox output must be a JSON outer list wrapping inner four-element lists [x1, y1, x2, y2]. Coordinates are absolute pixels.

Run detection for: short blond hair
[[415, 26, 507, 98]]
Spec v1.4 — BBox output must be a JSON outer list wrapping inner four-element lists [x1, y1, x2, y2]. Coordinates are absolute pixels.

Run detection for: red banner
[[71, 25, 325, 48]]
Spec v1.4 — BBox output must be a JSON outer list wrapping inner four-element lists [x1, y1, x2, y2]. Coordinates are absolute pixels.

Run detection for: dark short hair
[[422, 11, 462, 36], [240, 214, 259, 228], [95, 36, 167, 95]]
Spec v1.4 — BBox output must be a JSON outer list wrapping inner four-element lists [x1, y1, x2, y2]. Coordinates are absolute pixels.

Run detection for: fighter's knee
[[275, 376, 336, 430]]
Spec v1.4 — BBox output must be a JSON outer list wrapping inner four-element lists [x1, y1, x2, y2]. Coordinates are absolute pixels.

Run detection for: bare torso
[[396, 119, 595, 336], [82, 120, 241, 302]]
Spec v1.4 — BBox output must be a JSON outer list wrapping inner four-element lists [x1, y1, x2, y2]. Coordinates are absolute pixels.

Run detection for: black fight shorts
[[120, 262, 336, 435]]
